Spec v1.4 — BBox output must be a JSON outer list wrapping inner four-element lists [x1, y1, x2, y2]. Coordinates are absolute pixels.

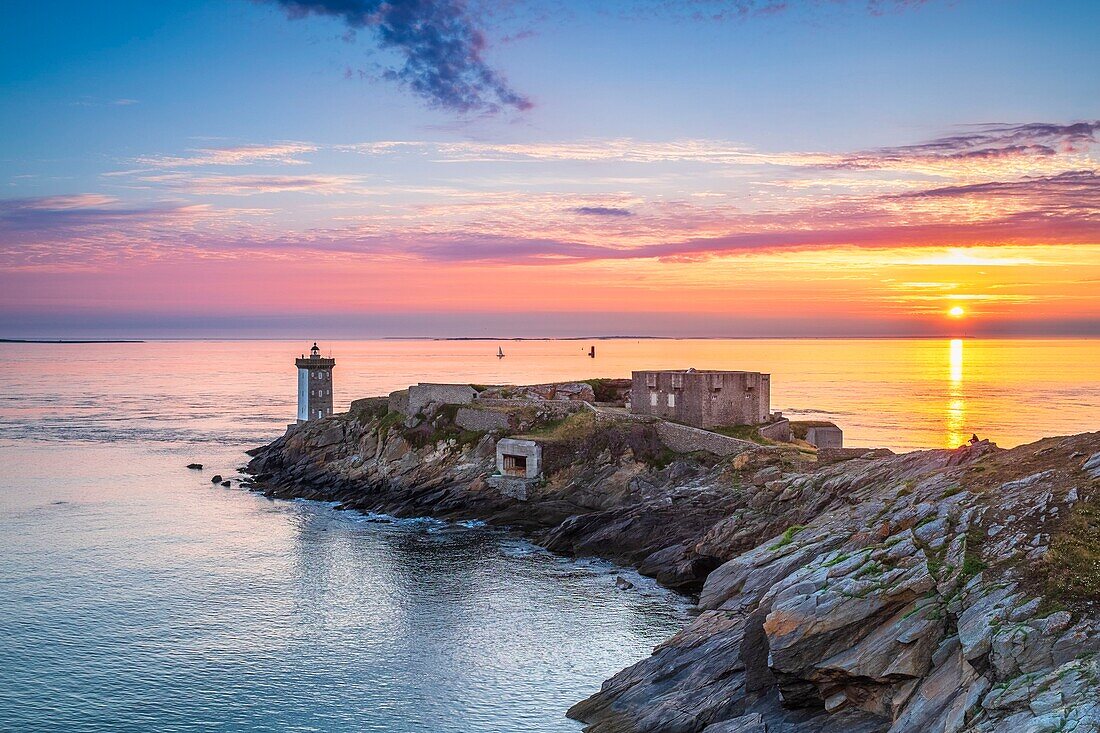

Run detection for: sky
[[1, 0, 1098, 338]]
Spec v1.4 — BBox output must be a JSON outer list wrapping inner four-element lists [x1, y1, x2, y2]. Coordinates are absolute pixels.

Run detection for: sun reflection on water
[[946, 339, 966, 448]]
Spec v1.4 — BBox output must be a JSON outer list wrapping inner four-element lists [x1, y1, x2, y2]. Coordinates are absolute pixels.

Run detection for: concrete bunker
[[495, 438, 542, 480], [805, 423, 844, 449]]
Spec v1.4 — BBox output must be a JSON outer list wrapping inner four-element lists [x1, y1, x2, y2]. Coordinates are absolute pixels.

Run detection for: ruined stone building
[[630, 369, 770, 429]]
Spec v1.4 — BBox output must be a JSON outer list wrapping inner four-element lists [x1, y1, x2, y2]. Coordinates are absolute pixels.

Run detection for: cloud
[[136, 142, 318, 168], [633, 0, 940, 22], [138, 173, 371, 196], [70, 97, 140, 107], [895, 170, 1100, 220], [265, 0, 531, 114], [9, 119, 1098, 271], [342, 123, 1097, 176], [837, 122, 1100, 170], [573, 206, 634, 217], [0, 195, 200, 231]]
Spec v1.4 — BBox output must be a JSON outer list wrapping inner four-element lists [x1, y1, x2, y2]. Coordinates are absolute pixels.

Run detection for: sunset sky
[[1, 0, 1098, 338]]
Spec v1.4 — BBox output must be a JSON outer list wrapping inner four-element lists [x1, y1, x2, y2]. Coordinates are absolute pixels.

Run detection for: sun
[[948, 306, 966, 318]]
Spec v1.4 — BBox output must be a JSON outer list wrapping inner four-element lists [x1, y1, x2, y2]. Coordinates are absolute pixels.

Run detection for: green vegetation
[[1038, 492, 1100, 605], [402, 421, 483, 449], [711, 424, 770, 444], [961, 525, 989, 579], [374, 410, 404, 436], [520, 410, 597, 442], [822, 552, 852, 568], [769, 525, 806, 551], [940, 485, 964, 499]]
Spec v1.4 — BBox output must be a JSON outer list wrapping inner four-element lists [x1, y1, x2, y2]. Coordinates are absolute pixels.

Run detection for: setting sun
[[948, 306, 966, 318]]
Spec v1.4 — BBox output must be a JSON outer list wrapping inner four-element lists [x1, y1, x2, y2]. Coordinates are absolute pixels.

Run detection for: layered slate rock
[[572, 436, 1100, 733], [243, 398, 1100, 733]]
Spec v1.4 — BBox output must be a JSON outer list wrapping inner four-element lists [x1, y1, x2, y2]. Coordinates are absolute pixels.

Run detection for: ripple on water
[[0, 440, 692, 733]]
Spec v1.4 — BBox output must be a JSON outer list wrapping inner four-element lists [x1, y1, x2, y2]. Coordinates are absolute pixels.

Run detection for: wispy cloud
[[9, 121, 1099, 271], [137, 173, 371, 196], [135, 142, 318, 168], [897, 169, 1098, 208], [264, 0, 531, 114], [618, 0, 942, 22], [342, 123, 1098, 176], [0, 195, 198, 231], [836, 121, 1100, 170], [70, 97, 140, 107]]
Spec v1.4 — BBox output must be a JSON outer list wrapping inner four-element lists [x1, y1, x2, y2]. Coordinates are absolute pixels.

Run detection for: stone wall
[[387, 388, 410, 415], [487, 475, 536, 501], [654, 421, 755, 457], [478, 382, 595, 402], [474, 398, 585, 415], [387, 383, 476, 416], [759, 418, 791, 442], [454, 405, 515, 433]]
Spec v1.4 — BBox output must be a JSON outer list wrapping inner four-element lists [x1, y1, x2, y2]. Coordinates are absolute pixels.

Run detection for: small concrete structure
[[630, 369, 770, 429], [488, 438, 543, 501], [295, 343, 335, 423], [804, 423, 844, 449], [495, 438, 542, 478]]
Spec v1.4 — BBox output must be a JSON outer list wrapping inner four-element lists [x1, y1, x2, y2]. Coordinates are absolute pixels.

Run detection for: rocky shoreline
[[243, 394, 1100, 732]]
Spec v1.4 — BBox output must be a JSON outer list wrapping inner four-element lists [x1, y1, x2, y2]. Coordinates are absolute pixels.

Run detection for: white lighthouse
[[295, 343, 336, 423]]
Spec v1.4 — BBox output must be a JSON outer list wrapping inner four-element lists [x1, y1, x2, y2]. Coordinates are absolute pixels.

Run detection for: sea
[[1, 338, 1097, 732]]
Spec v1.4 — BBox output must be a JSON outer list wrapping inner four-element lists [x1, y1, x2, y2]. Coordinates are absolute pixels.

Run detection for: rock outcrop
[[243, 396, 1100, 733]]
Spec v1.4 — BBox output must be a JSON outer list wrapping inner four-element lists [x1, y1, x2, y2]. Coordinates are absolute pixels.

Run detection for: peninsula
[[243, 378, 1100, 733]]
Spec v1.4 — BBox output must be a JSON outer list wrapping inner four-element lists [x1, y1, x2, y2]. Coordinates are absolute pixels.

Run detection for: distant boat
[[497, 347, 505, 359], [589, 345, 596, 358]]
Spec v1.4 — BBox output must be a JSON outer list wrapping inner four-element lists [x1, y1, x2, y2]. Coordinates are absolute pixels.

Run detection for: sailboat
[[497, 346, 505, 359], [588, 345, 596, 358]]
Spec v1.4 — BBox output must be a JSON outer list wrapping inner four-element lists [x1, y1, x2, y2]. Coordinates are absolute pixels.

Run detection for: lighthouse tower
[[295, 343, 336, 423]]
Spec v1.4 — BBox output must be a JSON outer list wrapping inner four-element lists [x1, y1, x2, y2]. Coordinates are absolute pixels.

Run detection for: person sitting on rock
[[968, 433, 980, 445]]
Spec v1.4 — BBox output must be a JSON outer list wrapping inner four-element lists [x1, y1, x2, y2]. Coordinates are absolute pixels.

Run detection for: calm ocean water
[[1, 338, 1097, 732]]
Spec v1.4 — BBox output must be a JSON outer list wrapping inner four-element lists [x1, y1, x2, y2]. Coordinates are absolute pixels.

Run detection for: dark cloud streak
[[266, 0, 531, 114], [573, 206, 634, 217]]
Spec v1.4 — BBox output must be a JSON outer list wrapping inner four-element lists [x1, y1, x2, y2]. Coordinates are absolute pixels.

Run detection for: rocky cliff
[[244, 397, 1100, 733]]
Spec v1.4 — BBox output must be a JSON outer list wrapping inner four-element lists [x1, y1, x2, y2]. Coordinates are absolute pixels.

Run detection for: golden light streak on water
[[946, 339, 967, 448]]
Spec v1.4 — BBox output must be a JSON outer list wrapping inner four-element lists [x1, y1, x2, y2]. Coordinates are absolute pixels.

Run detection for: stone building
[[495, 438, 542, 479], [296, 343, 335, 423], [630, 369, 770, 429], [488, 438, 543, 501]]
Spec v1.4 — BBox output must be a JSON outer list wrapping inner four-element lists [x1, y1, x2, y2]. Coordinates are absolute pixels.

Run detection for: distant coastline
[[0, 338, 145, 344]]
